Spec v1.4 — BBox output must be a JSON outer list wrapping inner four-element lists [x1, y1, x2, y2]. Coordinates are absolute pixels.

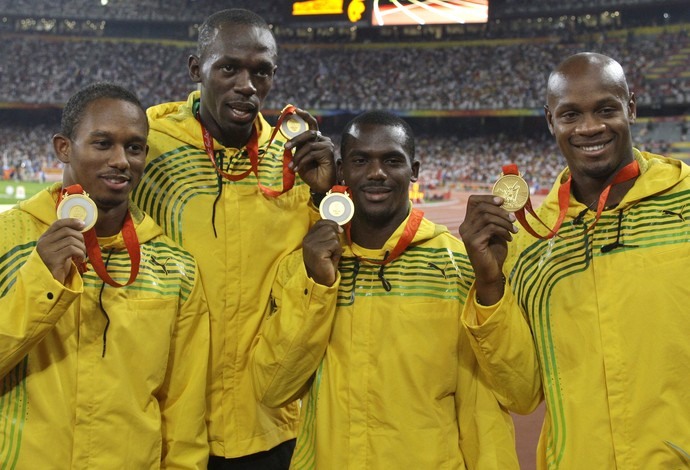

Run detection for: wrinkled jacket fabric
[[0, 184, 209, 469], [132, 91, 312, 457], [464, 150, 690, 469], [252, 212, 520, 469]]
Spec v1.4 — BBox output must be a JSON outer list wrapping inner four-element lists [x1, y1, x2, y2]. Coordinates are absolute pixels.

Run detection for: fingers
[[459, 195, 518, 244], [303, 220, 343, 286], [37, 219, 87, 283]]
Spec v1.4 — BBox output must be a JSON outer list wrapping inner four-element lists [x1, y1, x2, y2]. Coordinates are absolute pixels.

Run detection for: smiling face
[[54, 98, 148, 212], [545, 54, 636, 187], [189, 23, 277, 148], [338, 122, 420, 231]]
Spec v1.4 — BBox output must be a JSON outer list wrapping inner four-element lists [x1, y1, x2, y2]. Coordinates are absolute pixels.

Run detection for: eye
[[559, 111, 578, 122], [599, 107, 617, 116], [220, 65, 236, 74], [255, 67, 273, 78], [127, 143, 145, 154], [93, 140, 111, 149], [385, 156, 406, 166]]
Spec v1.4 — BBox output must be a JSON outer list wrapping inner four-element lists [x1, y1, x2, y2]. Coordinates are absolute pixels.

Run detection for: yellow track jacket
[[463, 150, 690, 469], [132, 91, 312, 457], [251, 213, 520, 469], [0, 185, 209, 469]]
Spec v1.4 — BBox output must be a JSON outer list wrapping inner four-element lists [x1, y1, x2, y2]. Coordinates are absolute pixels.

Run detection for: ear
[[628, 92, 637, 124], [53, 134, 71, 164], [336, 158, 345, 185], [188, 54, 201, 83], [544, 105, 555, 136], [410, 160, 420, 182]]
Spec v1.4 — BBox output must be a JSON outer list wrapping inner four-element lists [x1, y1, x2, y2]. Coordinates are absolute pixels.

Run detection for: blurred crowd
[[1, 10, 688, 190], [3, 120, 680, 193], [1, 29, 688, 110], [0, 0, 282, 22]]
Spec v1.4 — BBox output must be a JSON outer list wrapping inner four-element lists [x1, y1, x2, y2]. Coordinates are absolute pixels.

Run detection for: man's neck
[[350, 214, 407, 250], [94, 205, 128, 237], [198, 105, 253, 149]]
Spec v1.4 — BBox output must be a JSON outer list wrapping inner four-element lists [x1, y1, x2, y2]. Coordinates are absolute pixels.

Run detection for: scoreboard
[[290, 0, 489, 25]]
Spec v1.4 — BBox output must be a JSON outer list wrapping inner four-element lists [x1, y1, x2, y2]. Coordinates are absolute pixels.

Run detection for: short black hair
[[341, 110, 416, 161], [197, 9, 274, 56], [60, 82, 144, 139]]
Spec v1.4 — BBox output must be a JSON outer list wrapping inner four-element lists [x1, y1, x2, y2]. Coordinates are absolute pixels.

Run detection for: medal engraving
[[280, 114, 308, 139], [57, 193, 98, 232], [320, 191, 355, 225], [492, 174, 529, 212]]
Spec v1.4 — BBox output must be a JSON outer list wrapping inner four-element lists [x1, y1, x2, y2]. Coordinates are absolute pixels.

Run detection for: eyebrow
[[88, 130, 146, 142]]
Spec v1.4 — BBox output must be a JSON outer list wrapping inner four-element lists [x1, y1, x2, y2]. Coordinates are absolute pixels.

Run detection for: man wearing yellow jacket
[[251, 111, 519, 469], [460, 52, 690, 469], [0, 83, 209, 469], [131, 9, 336, 469]]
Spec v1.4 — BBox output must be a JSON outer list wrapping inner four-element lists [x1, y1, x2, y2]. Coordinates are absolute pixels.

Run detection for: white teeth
[[581, 144, 605, 152]]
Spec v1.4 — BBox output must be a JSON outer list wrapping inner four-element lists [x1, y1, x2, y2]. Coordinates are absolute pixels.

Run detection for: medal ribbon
[[57, 184, 140, 287], [346, 208, 424, 265], [329, 184, 352, 197], [198, 105, 299, 197], [504, 160, 640, 239]]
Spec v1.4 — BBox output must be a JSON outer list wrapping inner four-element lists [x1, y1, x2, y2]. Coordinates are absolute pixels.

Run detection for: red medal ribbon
[[330, 184, 352, 197], [346, 208, 424, 265], [504, 160, 640, 239], [57, 184, 140, 287], [198, 105, 299, 197]]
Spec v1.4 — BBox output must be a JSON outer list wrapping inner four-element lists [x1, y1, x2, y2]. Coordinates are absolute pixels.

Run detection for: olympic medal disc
[[57, 193, 98, 232], [319, 191, 355, 226], [280, 114, 308, 139], [492, 174, 530, 212]]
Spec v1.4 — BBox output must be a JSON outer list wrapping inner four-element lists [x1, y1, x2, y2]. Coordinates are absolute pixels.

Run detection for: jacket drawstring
[[377, 251, 392, 292], [211, 151, 224, 238], [98, 250, 114, 358]]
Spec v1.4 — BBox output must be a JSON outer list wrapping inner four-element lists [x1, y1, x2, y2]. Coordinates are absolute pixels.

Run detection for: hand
[[285, 108, 336, 193], [36, 218, 87, 284], [458, 195, 518, 305], [302, 220, 343, 287]]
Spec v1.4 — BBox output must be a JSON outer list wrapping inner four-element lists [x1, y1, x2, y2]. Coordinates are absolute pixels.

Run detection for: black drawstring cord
[[211, 150, 223, 238], [601, 210, 638, 253], [377, 251, 392, 292], [98, 250, 114, 358]]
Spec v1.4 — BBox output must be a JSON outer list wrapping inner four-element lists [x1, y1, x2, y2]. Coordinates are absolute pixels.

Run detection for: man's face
[[55, 98, 148, 210], [338, 123, 419, 228], [545, 65, 636, 184], [190, 23, 277, 139]]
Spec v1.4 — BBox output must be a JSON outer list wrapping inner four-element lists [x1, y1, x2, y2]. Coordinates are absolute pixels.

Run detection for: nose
[[576, 113, 606, 135], [234, 69, 257, 96], [366, 160, 387, 181], [108, 146, 130, 170]]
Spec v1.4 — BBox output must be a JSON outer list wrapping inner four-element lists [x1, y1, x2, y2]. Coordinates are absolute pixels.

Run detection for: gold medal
[[57, 192, 98, 232], [320, 191, 355, 226], [492, 173, 530, 212], [280, 114, 308, 139]]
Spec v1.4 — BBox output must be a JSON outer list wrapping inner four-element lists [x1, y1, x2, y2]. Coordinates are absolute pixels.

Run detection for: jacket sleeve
[[0, 249, 82, 378], [456, 320, 521, 469], [462, 282, 543, 415], [159, 262, 210, 470], [249, 249, 339, 409]]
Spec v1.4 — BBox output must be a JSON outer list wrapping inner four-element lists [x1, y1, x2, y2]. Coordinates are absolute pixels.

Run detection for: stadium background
[[1, 0, 689, 467]]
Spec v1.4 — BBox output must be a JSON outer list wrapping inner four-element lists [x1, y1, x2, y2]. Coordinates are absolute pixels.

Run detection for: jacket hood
[[541, 149, 690, 218], [18, 183, 163, 246], [147, 90, 273, 150]]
